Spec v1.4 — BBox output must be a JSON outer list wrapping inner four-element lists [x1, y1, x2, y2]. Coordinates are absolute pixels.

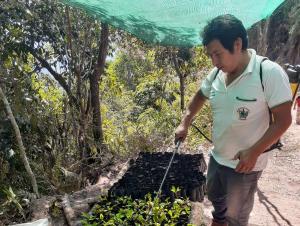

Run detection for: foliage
[[81, 189, 194, 226], [0, 187, 26, 224], [31, 74, 64, 114], [0, 0, 213, 203], [100, 45, 212, 155], [1, 0, 110, 191], [183, 75, 213, 149]]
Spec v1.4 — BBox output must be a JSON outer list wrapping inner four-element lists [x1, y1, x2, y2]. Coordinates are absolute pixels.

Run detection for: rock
[[248, 0, 300, 65]]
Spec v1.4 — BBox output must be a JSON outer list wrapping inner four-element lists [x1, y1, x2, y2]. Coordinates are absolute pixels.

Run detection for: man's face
[[205, 39, 240, 73]]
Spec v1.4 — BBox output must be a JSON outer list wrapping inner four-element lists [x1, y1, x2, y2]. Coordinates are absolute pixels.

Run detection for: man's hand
[[174, 124, 188, 143], [233, 149, 259, 173], [233, 102, 292, 174]]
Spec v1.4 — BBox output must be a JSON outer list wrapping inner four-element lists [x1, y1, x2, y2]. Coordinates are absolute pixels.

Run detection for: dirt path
[[202, 109, 300, 226]]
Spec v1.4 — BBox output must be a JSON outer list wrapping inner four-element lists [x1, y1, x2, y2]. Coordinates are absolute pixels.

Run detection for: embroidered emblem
[[237, 107, 250, 120]]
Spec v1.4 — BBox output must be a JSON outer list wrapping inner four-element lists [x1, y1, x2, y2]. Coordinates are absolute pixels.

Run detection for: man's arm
[[234, 101, 292, 173], [175, 90, 207, 142]]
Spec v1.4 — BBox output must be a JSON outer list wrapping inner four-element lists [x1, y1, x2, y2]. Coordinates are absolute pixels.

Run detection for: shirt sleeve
[[200, 67, 219, 98], [263, 62, 292, 108]]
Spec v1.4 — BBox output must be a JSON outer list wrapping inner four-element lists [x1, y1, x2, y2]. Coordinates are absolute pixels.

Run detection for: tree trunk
[[172, 53, 185, 111], [90, 72, 103, 143], [0, 86, 39, 198], [90, 23, 109, 145], [179, 74, 185, 111]]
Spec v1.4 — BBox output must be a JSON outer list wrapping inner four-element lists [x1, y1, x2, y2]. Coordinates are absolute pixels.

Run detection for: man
[[175, 14, 292, 226]]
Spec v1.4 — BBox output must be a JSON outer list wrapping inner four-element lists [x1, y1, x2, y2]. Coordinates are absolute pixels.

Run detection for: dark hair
[[201, 14, 248, 52]]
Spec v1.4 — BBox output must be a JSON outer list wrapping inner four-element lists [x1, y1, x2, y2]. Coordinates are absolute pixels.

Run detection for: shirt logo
[[237, 107, 250, 120]]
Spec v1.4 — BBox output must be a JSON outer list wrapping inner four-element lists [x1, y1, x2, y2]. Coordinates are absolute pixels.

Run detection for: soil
[[109, 152, 207, 202], [202, 109, 300, 226]]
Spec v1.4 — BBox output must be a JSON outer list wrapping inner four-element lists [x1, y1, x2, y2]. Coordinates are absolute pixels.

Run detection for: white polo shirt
[[201, 49, 292, 171]]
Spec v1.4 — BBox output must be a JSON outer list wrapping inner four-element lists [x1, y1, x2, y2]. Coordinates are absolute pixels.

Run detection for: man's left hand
[[233, 149, 259, 173]]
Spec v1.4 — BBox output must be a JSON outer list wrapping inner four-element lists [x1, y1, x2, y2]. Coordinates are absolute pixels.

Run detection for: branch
[[24, 44, 80, 110], [172, 52, 183, 78]]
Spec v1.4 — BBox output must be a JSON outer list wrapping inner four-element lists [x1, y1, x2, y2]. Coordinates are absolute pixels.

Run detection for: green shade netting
[[62, 0, 284, 47]]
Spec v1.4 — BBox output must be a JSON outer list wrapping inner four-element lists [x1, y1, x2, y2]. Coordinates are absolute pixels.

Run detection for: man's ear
[[234, 38, 242, 52]]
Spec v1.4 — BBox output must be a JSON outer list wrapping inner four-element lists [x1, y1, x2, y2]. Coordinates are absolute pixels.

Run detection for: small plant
[[81, 189, 195, 226], [0, 187, 25, 219]]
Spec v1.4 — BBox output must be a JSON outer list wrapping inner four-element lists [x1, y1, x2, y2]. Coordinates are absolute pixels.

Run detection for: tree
[[0, 0, 114, 168], [90, 23, 109, 147], [0, 76, 39, 197]]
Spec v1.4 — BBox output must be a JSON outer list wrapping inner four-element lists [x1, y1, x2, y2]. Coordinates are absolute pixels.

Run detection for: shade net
[[62, 0, 284, 47]]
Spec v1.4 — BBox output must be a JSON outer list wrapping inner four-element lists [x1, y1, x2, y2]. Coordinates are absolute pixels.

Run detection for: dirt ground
[[202, 108, 300, 226]]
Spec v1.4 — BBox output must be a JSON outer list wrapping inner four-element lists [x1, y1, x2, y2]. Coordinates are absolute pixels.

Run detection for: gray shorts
[[206, 156, 262, 226]]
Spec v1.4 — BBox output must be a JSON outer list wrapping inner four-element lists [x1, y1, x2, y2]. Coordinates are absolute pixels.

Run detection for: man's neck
[[230, 50, 251, 77], [225, 50, 251, 86]]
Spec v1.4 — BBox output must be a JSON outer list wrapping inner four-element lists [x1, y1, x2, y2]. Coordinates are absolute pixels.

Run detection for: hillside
[[248, 0, 300, 65]]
